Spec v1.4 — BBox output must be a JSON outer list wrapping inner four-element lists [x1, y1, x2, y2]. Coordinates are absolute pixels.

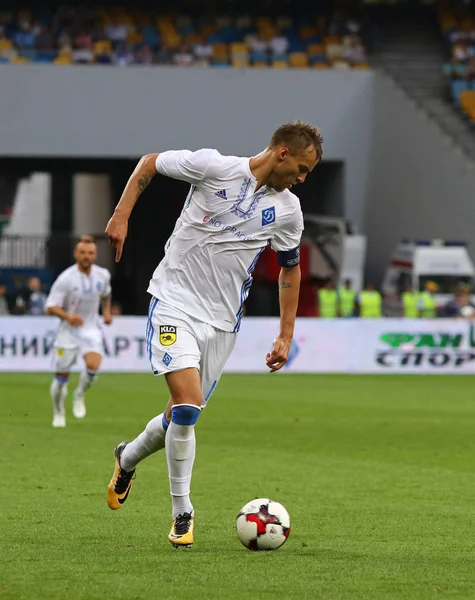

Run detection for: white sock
[[76, 369, 98, 396], [120, 412, 169, 472], [166, 405, 200, 519], [50, 377, 68, 415]]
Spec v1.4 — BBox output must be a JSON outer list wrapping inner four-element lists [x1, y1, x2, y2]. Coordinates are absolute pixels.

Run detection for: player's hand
[[266, 336, 291, 373], [67, 314, 84, 327], [105, 216, 128, 262], [103, 313, 112, 326]]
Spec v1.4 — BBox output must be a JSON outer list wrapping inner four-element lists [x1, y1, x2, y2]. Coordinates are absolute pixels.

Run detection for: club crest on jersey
[[159, 325, 177, 346], [261, 206, 276, 226]]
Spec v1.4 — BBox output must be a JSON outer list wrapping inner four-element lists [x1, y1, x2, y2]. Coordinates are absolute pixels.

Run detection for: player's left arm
[[266, 204, 303, 373], [266, 264, 301, 373]]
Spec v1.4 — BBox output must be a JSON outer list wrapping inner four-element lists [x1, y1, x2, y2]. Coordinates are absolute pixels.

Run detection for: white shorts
[[146, 298, 237, 407], [52, 327, 104, 372]]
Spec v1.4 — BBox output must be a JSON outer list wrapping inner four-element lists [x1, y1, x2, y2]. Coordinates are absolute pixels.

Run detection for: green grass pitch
[[2, 372, 475, 599]]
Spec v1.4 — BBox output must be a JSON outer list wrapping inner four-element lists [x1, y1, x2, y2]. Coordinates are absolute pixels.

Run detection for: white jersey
[[46, 264, 111, 348], [148, 148, 303, 333]]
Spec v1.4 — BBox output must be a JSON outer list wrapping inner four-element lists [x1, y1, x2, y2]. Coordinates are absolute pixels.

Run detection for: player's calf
[[166, 403, 201, 548], [51, 373, 69, 428]]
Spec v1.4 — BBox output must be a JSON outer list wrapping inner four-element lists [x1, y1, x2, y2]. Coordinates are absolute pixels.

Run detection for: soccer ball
[[236, 498, 290, 551]]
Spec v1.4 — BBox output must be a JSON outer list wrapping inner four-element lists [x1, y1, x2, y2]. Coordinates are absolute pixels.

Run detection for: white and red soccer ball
[[236, 498, 290, 551]]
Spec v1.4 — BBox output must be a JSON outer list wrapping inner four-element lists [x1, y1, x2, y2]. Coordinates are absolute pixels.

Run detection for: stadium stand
[[0, 6, 372, 68], [439, 3, 475, 122]]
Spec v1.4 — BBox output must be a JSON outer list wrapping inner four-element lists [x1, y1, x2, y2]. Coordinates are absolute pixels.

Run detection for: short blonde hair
[[77, 234, 96, 245], [270, 120, 323, 162]]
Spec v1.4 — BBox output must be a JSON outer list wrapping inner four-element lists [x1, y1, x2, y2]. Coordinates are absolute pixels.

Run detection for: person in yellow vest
[[356, 282, 383, 318], [418, 281, 438, 318], [338, 279, 356, 317], [401, 284, 419, 318], [317, 279, 338, 318]]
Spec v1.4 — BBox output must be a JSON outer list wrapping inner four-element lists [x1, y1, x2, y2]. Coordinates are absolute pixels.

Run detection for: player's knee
[[171, 404, 201, 426], [85, 356, 101, 371]]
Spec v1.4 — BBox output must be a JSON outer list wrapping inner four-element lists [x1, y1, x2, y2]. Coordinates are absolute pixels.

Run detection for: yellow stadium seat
[[128, 32, 144, 45], [200, 25, 216, 38], [324, 36, 341, 45], [300, 26, 317, 40], [252, 61, 268, 68], [257, 17, 273, 30], [54, 55, 72, 65], [185, 34, 201, 46], [467, 107, 475, 122], [289, 52, 309, 68], [232, 57, 249, 68], [163, 32, 181, 50], [212, 43, 228, 61], [230, 43, 248, 56], [308, 44, 325, 56], [460, 90, 475, 111], [94, 41, 112, 54], [353, 63, 370, 69], [10, 56, 29, 64], [272, 60, 288, 69], [313, 62, 330, 69], [0, 39, 13, 50]]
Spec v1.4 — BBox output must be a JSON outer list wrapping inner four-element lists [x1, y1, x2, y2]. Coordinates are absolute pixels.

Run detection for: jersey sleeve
[[271, 207, 304, 267], [45, 274, 69, 309], [155, 149, 218, 185], [102, 271, 112, 298]]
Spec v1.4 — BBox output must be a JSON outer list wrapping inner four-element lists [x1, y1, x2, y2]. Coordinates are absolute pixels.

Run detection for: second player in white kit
[[105, 121, 323, 548], [46, 235, 112, 428]]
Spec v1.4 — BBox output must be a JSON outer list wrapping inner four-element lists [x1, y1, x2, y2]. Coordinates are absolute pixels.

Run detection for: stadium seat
[[272, 60, 288, 69], [289, 52, 309, 68], [250, 50, 268, 64], [231, 57, 249, 68], [0, 39, 13, 52], [326, 43, 343, 61], [354, 63, 370, 69], [128, 32, 144, 45], [313, 62, 330, 69], [54, 55, 72, 65], [212, 43, 229, 63], [252, 61, 268, 68], [10, 56, 29, 64], [451, 80, 469, 103], [94, 41, 112, 55], [0, 56, 9, 64]]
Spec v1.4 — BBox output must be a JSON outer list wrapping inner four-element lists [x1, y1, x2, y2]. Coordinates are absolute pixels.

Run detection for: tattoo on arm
[[279, 282, 292, 289], [137, 173, 152, 194]]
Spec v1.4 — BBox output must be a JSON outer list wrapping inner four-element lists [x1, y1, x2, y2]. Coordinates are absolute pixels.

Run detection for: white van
[[382, 240, 475, 316]]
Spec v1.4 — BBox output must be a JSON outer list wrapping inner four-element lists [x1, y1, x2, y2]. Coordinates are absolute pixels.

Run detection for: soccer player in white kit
[[45, 235, 112, 428], [105, 121, 323, 547]]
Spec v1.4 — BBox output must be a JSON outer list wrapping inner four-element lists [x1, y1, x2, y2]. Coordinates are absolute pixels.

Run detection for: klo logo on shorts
[[159, 325, 177, 346]]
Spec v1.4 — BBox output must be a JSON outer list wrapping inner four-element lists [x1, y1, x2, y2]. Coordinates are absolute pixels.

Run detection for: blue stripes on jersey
[[146, 297, 159, 363], [233, 245, 267, 333], [184, 185, 196, 209]]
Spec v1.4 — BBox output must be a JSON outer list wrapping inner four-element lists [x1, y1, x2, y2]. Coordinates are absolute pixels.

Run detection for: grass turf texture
[[1, 373, 475, 600]]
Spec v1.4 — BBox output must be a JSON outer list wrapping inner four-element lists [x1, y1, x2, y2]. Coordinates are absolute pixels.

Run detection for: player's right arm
[[105, 149, 217, 261], [45, 276, 83, 327]]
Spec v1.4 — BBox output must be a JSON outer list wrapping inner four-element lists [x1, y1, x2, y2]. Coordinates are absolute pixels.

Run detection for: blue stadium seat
[[0, 56, 8, 63], [451, 80, 469, 103], [251, 50, 268, 63]]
